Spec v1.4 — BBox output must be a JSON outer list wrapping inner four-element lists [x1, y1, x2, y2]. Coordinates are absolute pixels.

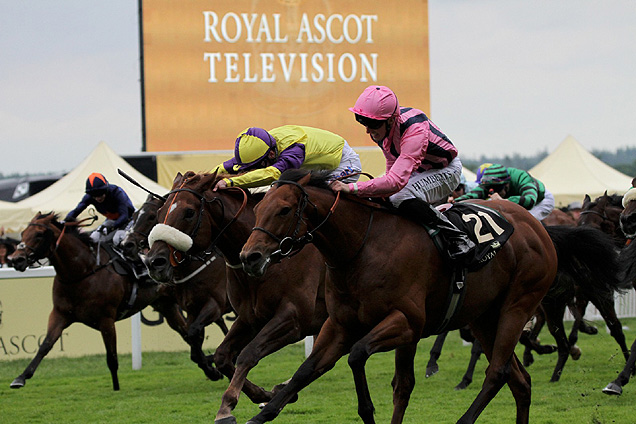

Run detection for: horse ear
[[298, 173, 312, 186], [632, 177, 636, 188], [172, 172, 184, 189], [604, 190, 608, 196], [583, 194, 591, 204]]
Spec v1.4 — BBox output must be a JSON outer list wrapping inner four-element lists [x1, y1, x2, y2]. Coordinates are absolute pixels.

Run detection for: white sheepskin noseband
[[148, 223, 193, 252], [623, 187, 636, 208]]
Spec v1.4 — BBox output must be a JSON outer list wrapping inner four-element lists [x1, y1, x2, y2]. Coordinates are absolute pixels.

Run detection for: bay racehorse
[[121, 194, 233, 381], [239, 169, 559, 424], [142, 172, 328, 424], [8, 212, 196, 390]]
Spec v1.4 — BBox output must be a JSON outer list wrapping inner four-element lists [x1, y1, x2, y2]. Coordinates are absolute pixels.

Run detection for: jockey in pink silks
[[330, 85, 475, 262]]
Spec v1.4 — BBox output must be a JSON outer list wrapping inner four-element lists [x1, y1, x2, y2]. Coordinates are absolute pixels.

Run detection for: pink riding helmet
[[349, 86, 399, 120]]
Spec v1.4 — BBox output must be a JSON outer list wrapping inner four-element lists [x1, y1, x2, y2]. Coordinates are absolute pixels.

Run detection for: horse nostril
[[245, 251, 263, 265], [150, 256, 168, 270]]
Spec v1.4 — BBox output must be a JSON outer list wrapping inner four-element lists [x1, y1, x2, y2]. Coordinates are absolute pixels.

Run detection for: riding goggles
[[355, 114, 387, 130]]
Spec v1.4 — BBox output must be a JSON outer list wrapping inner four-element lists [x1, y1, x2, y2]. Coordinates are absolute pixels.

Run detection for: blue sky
[[2, 1, 635, 174]]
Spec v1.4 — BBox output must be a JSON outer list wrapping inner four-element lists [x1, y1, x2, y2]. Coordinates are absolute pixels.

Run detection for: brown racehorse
[[8, 212, 194, 390], [121, 194, 233, 381], [142, 172, 328, 424], [239, 169, 558, 424]]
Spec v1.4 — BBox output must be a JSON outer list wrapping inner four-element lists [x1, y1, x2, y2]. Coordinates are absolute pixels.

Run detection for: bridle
[[161, 184, 248, 266], [16, 222, 55, 266], [250, 180, 342, 261]]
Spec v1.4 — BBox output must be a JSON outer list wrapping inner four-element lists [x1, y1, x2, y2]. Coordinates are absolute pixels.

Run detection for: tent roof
[[529, 135, 633, 206], [0, 142, 169, 233]]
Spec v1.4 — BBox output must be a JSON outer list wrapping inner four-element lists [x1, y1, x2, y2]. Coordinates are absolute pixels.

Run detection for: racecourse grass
[[2, 319, 636, 423]]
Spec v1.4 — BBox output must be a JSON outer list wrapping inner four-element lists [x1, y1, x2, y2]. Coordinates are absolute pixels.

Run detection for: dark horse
[[604, 180, 636, 395], [239, 169, 559, 424], [121, 194, 233, 381], [142, 172, 328, 424], [8, 212, 196, 390]]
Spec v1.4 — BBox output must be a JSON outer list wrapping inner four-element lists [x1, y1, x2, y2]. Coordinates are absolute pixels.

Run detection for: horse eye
[[279, 207, 291, 217], [184, 208, 196, 219], [148, 214, 156, 221]]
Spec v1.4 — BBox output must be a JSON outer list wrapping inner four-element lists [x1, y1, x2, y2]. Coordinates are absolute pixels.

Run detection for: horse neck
[[205, 192, 257, 264], [49, 233, 97, 282], [305, 188, 375, 267]]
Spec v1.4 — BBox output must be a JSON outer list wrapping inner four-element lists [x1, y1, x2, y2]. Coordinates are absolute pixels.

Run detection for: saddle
[[430, 202, 515, 333], [434, 202, 514, 271]]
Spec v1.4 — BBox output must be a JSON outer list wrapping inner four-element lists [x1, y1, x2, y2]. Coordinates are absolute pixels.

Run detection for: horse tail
[[544, 225, 631, 297], [618, 241, 636, 287]]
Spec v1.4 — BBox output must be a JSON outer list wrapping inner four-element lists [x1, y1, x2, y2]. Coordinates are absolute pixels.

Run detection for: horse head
[[241, 170, 322, 277], [10, 212, 62, 271], [121, 193, 165, 261], [578, 192, 625, 246]]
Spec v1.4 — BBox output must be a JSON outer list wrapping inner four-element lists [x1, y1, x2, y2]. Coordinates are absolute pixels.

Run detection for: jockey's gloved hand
[[103, 220, 115, 228]]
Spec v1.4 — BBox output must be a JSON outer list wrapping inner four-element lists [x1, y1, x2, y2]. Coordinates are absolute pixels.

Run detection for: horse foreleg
[[604, 336, 636, 395], [542, 301, 571, 382], [246, 318, 352, 424], [98, 318, 120, 391], [186, 301, 226, 381], [455, 338, 482, 390], [426, 331, 448, 377], [349, 309, 419, 424], [215, 306, 309, 424], [10, 310, 69, 389]]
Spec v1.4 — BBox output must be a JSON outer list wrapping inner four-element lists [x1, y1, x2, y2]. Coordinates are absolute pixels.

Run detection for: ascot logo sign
[[203, 12, 379, 83]]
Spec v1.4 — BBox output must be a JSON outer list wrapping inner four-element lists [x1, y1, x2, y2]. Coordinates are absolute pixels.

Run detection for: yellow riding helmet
[[233, 127, 277, 171]]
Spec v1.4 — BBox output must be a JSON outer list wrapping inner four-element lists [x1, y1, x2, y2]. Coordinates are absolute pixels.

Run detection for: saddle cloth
[[437, 202, 515, 271]]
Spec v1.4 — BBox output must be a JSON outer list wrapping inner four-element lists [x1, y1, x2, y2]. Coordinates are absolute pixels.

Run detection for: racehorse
[[7, 212, 196, 390], [143, 172, 328, 424], [604, 178, 636, 395], [239, 169, 559, 424], [121, 194, 233, 381]]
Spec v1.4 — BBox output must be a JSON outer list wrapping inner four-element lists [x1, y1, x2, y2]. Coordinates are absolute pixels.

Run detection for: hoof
[[215, 416, 237, 424], [425, 364, 439, 378], [603, 382, 623, 396], [258, 403, 267, 409], [580, 323, 598, 335], [570, 345, 582, 360], [10, 377, 25, 389], [454, 381, 470, 390]]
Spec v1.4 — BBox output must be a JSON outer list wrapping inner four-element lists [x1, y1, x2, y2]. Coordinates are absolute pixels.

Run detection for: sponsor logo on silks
[[491, 241, 501, 249]]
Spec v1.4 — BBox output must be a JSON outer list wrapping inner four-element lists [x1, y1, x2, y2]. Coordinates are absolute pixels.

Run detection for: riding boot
[[398, 198, 475, 263]]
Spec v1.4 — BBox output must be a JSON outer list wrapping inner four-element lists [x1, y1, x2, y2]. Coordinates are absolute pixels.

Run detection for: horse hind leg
[[11, 310, 69, 389]]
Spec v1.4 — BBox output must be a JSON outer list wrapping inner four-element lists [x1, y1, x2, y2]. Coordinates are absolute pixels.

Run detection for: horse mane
[[37, 212, 94, 245], [277, 169, 332, 190], [591, 193, 623, 208]]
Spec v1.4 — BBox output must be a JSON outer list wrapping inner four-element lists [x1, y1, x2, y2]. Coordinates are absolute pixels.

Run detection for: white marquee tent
[[0, 142, 169, 233], [529, 135, 633, 207]]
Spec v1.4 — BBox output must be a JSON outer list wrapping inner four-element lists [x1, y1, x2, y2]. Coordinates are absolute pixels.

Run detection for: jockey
[[213, 126, 362, 190], [454, 164, 555, 221], [65, 173, 135, 245], [329, 85, 475, 262]]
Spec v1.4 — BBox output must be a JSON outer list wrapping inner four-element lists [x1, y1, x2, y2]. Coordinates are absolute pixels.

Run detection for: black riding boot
[[398, 198, 475, 262]]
